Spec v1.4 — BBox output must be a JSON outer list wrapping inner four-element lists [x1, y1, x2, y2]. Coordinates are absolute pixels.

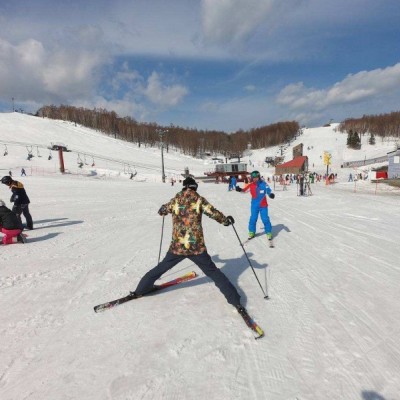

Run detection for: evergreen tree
[[347, 129, 353, 146], [369, 132, 376, 145]]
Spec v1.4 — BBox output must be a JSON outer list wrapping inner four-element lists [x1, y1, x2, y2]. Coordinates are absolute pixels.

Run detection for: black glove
[[235, 186, 242, 192], [158, 206, 168, 216], [223, 216, 235, 226], [268, 193, 275, 199]]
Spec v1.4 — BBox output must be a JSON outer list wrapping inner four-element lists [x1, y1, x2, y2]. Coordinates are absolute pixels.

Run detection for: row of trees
[[36, 105, 300, 157], [338, 111, 400, 139]]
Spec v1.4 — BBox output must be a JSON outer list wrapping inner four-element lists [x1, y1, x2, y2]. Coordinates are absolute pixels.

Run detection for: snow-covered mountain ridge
[[1, 113, 398, 182]]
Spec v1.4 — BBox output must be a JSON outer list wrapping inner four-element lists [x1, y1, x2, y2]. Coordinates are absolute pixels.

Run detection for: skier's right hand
[[235, 186, 242, 192], [158, 206, 168, 216], [223, 216, 235, 226]]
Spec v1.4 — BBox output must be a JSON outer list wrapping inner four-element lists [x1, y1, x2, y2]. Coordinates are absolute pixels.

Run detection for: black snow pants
[[12, 204, 33, 230], [134, 251, 241, 307]]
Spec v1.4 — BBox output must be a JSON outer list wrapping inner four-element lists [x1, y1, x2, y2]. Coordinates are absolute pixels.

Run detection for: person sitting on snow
[[0, 199, 25, 244], [1, 175, 33, 230]]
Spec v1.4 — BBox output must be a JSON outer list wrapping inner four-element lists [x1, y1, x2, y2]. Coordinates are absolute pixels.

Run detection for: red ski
[[93, 271, 197, 313]]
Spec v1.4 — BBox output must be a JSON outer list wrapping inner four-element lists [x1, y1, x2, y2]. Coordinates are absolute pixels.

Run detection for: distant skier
[[0, 199, 25, 244], [1, 176, 33, 230], [299, 174, 305, 195], [132, 177, 247, 314], [21, 168, 26, 176], [227, 176, 232, 190], [236, 170, 274, 242], [228, 175, 237, 191]]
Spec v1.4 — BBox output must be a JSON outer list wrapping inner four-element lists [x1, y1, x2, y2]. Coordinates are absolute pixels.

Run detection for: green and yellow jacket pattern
[[162, 190, 228, 255]]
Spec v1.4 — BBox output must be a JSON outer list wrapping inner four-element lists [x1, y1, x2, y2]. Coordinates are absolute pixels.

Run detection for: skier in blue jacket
[[236, 171, 274, 241], [228, 175, 237, 191]]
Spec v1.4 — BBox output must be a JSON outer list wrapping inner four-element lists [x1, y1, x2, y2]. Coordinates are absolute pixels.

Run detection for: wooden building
[[275, 156, 308, 175], [204, 162, 250, 182]]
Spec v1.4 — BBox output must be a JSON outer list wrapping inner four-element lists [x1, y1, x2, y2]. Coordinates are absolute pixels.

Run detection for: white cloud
[[110, 62, 142, 92], [202, 0, 274, 45], [0, 36, 109, 104], [142, 72, 188, 107], [244, 84, 257, 92], [277, 63, 400, 111], [82, 96, 149, 122]]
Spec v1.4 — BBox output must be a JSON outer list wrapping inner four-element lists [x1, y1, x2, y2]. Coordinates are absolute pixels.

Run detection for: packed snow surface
[[1, 113, 400, 399]]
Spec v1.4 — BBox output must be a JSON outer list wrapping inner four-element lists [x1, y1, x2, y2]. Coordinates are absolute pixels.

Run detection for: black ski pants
[[134, 251, 241, 307], [12, 204, 33, 230]]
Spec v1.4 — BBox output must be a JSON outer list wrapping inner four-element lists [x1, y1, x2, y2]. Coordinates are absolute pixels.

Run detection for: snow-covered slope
[[1, 112, 400, 400], [246, 123, 398, 174], [0, 112, 207, 181], [1, 113, 398, 182]]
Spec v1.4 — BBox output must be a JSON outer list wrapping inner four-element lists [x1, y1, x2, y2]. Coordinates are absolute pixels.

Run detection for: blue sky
[[1, 0, 399, 132]]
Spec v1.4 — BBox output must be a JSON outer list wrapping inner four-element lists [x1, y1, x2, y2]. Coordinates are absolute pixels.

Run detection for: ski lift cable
[[0, 138, 180, 174]]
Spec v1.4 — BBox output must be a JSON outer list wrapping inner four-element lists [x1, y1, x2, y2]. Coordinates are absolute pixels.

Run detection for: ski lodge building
[[387, 147, 400, 179], [275, 156, 308, 175]]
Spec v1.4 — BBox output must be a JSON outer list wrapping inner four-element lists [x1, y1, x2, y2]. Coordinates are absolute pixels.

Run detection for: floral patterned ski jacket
[[161, 189, 229, 255]]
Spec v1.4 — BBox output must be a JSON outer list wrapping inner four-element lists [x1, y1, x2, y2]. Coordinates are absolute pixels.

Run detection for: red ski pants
[[1, 228, 22, 245]]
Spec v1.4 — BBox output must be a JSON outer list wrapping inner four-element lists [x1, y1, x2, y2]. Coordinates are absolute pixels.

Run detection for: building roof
[[276, 156, 308, 169], [387, 148, 400, 156]]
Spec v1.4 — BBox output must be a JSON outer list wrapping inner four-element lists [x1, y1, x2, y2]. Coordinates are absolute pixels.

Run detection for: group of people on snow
[[132, 170, 274, 317], [0, 175, 33, 245], [8, 168, 27, 177], [2, 165, 274, 319]]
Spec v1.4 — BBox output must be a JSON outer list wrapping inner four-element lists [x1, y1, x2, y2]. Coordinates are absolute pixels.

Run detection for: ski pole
[[158, 216, 165, 264], [231, 223, 269, 299]]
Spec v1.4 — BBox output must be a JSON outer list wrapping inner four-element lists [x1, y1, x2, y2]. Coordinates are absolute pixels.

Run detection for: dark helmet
[[250, 170, 260, 179], [182, 177, 198, 191], [1, 176, 12, 186]]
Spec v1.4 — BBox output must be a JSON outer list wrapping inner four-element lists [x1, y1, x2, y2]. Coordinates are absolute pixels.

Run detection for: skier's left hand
[[268, 193, 275, 199]]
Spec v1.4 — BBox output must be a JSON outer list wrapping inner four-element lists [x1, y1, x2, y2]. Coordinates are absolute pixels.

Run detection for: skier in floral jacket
[[132, 177, 243, 309]]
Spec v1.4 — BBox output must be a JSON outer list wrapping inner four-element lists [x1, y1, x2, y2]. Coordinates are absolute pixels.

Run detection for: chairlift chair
[[129, 165, 137, 179], [26, 146, 34, 160], [77, 154, 84, 168]]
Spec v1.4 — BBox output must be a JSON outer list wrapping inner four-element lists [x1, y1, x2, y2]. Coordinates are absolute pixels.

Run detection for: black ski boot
[[17, 234, 26, 244]]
